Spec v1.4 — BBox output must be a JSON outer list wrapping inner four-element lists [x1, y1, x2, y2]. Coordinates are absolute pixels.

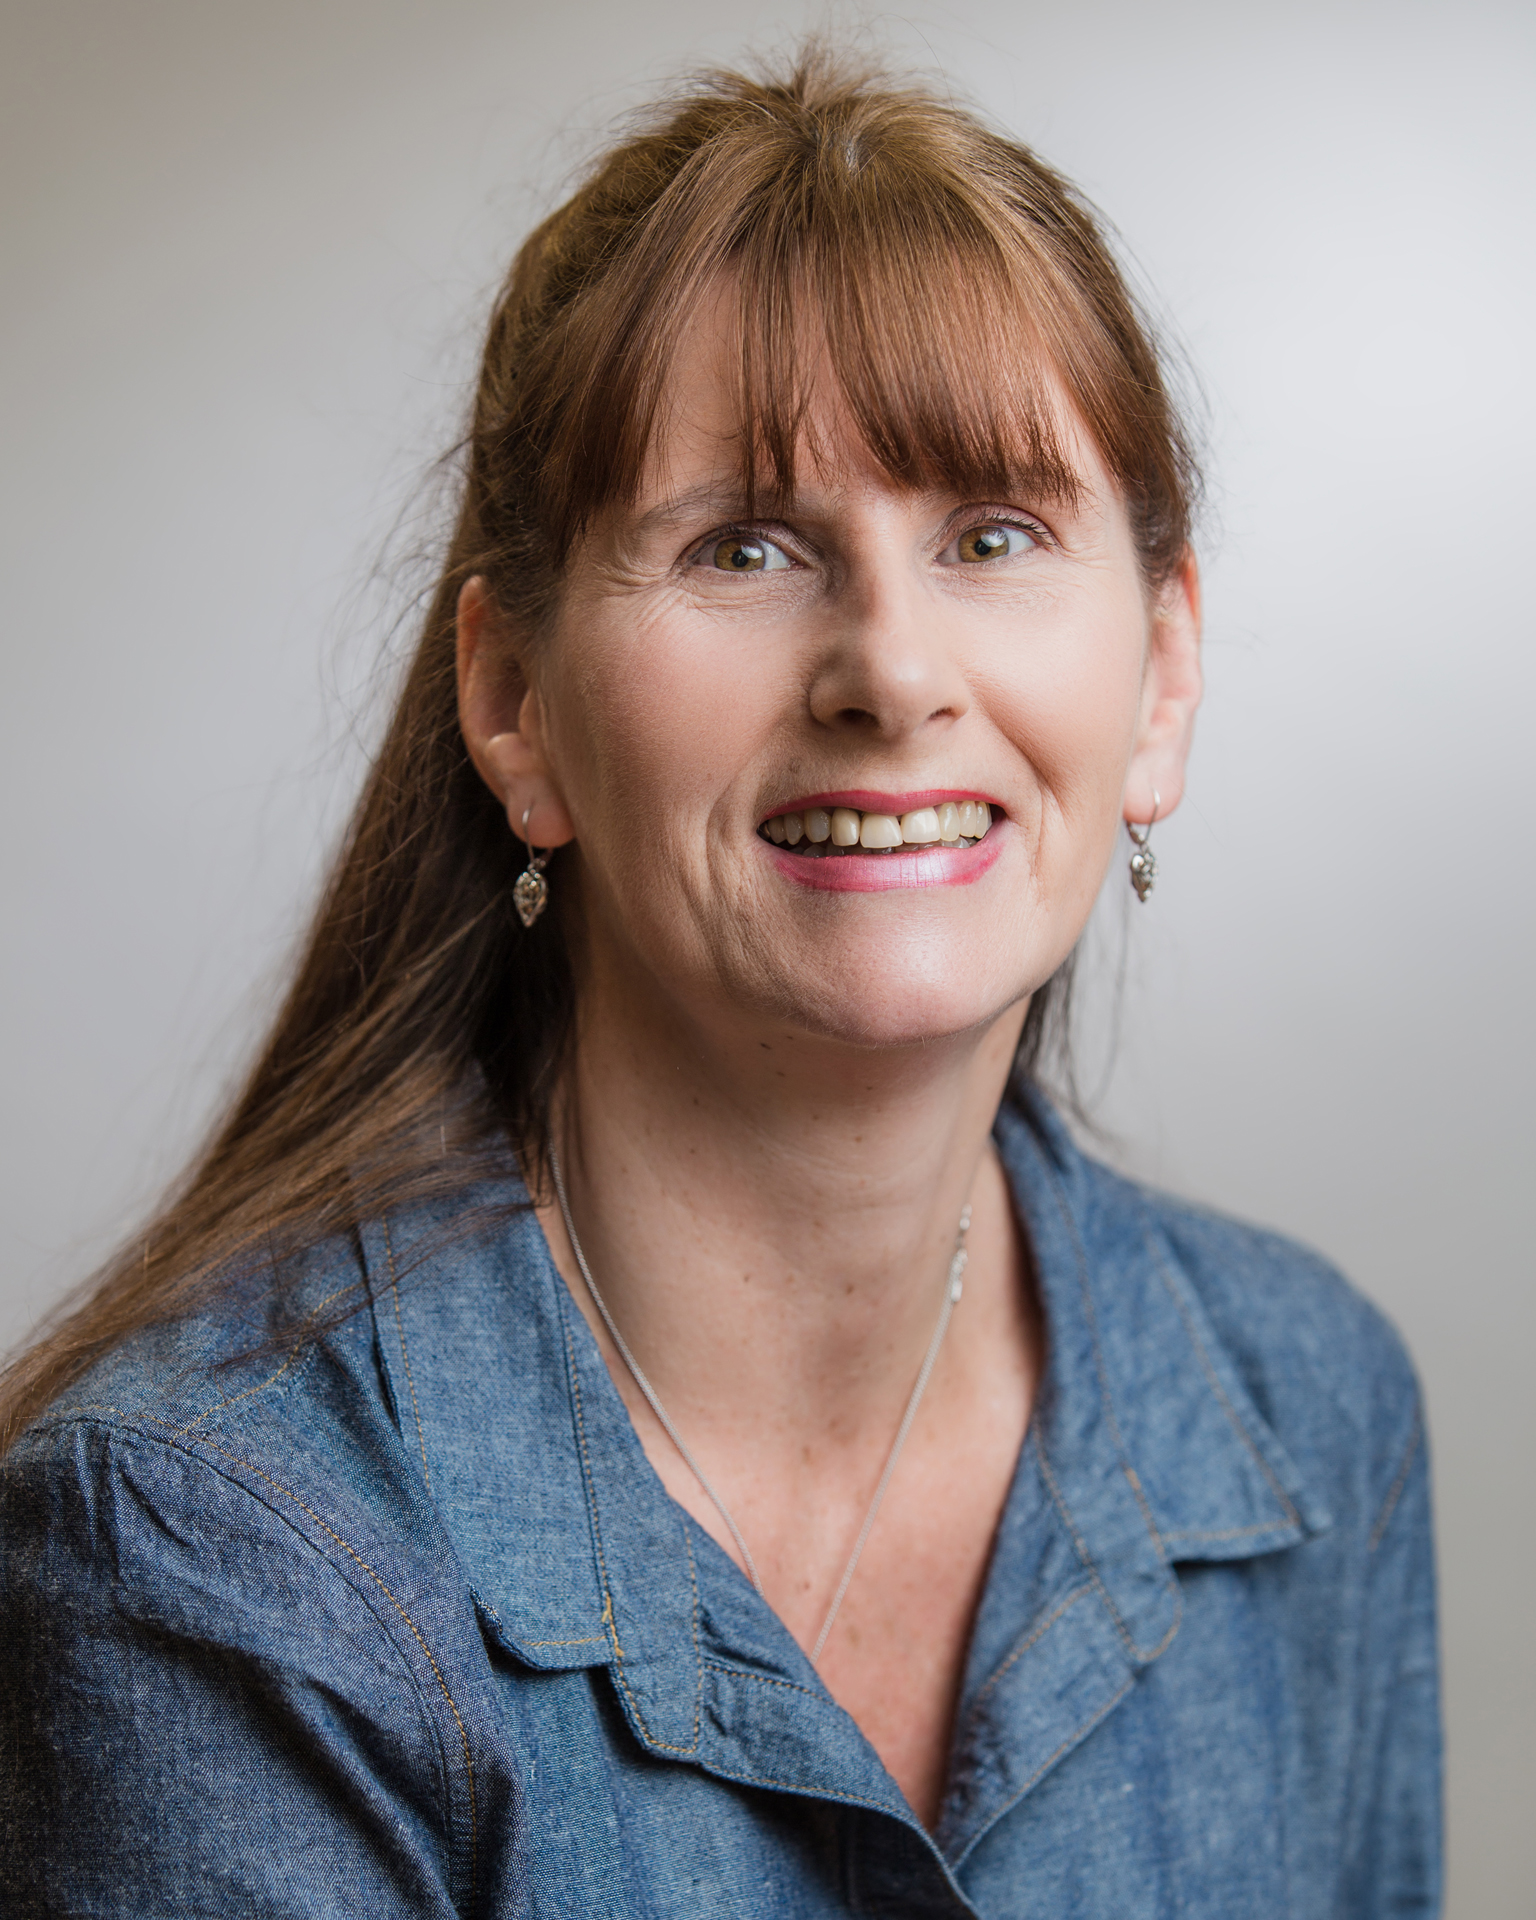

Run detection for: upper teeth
[[763, 801, 993, 848]]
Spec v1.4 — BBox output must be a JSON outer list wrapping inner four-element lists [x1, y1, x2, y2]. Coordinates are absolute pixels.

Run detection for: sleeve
[[1338, 1401, 1444, 1916], [0, 1419, 469, 1918]]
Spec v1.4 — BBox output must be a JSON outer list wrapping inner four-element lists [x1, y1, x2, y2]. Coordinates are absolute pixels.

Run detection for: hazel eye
[[703, 534, 791, 573], [949, 522, 1039, 565]]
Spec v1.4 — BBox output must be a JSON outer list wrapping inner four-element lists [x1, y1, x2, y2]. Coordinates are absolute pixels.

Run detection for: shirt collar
[[995, 1090, 1329, 1653], [364, 1089, 1328, 1781]]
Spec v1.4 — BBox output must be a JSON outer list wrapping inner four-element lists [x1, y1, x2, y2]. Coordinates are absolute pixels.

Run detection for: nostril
[[824, 703, 960, 735]]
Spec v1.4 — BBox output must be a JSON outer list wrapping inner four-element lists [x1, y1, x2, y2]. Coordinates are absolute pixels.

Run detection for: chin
[[753, 958, 1030, 1054]]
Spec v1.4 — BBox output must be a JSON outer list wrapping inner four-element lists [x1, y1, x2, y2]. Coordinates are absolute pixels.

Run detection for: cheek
[[545, 603, 773, 852], [992, 598, 1146, 796]]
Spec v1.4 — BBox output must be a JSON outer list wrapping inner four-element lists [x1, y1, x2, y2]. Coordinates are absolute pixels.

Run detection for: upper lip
[[763, 788, 1006, 820]]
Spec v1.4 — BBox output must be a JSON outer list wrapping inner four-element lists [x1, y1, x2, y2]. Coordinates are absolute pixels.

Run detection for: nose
[[805, 559, 971, 742]]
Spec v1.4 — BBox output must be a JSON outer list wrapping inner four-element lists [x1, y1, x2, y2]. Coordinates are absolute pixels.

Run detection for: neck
[[545, 942, 1029, 1443]]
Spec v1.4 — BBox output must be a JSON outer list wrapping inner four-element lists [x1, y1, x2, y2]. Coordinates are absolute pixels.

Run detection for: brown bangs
[[483, 61, 1195, 616], [734, 224, 1089, 522]]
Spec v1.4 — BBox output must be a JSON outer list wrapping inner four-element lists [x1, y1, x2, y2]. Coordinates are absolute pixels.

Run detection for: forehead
[[630, 279, 1113, 528]]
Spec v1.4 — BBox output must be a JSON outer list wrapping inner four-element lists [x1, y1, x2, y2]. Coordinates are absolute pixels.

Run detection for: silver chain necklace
[[547, 1140, 971, 1664]]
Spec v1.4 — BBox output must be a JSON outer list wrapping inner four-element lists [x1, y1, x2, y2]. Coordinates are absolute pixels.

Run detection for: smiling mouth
[[759, 801, 995, 856]]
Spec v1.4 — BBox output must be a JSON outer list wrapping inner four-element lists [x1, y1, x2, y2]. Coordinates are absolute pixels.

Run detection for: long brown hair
[[0, 47, 1198, 1451]]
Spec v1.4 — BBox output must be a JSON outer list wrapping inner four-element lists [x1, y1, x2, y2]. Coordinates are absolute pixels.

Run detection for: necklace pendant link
[[949, 1245, 968, 1302]]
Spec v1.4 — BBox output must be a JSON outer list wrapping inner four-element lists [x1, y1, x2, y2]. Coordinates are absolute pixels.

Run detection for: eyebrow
[[633, 481, 755, 533], [629, 463, 1094, 539]]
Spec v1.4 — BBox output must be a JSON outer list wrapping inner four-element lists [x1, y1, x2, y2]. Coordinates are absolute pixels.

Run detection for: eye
[[698, 533, 793, 573], [945, 521, 1041, 565]]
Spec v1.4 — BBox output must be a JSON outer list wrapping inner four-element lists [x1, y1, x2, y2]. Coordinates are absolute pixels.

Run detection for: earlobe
[[456, 576, 577, 850]]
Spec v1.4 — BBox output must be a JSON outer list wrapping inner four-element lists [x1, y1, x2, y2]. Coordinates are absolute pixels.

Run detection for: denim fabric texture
[[0, 1091, 1441, 1916]]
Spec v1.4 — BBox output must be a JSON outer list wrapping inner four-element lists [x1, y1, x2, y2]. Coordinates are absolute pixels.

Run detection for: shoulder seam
[[171, 1278, 366, 1437], [1368, 1403, 1422, 1553], [6, 1413, 478, 1904], [35, 1267, 371, 1443]]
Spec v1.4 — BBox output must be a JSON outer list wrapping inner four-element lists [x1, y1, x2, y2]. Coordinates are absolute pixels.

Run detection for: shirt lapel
[[937, 1095, 1330, 1864], [362, 1189, 612, 1667]]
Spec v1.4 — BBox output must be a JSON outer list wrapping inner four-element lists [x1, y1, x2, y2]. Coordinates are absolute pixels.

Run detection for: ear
[[456, 576, 576, 849], [1123, 550, 1203, 826]]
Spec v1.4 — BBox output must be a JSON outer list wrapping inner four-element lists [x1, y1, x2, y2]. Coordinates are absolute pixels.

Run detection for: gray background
[[3, 1, 1530, 1906]]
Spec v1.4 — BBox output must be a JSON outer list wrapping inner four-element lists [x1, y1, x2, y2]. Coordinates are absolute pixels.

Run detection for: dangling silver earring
[[1126, 792, 1160, 903], [513, 806, 551, 928]]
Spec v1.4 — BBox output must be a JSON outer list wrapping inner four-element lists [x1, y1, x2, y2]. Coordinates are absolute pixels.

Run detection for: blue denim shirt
[[0, 1092, 1440, 1915]]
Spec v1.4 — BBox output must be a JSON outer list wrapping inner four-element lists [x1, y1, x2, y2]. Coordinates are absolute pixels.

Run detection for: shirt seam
[[188, 1427, 479, 1902], [701, 1662, 824, 1702], [686, 1756, 909, 1820], [1032, 1145, 1182, 1663], [1368, 1403, 1422, 1552], [45, 1278, 366, 1440], [563, 1311, 704, 1757], [1140, 1203, 1303, 1529], [471, 1592, 606, 1652], [1034, 1437, 1182, 1663], [24, 1410, 479, 1904], [1159, 1522, 1297, 1542], [168, 1283, 362, 1437], [966, 1582, 1094, 1716]]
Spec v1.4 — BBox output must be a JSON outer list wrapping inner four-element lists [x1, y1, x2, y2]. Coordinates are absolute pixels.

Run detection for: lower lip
[[763, 825, 1006, 893]]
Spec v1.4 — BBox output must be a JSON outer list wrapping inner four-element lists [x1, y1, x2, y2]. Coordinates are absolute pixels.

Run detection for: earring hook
[[1126, 790, 1160, 849], [1126, 790, 1160, 903]]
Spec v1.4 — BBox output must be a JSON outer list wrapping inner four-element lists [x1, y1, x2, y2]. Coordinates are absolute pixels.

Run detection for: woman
[[0, 52, 1439, 1916]]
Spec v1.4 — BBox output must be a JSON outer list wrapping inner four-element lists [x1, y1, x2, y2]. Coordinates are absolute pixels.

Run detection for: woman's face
[[471, 301, 1201, 1057]]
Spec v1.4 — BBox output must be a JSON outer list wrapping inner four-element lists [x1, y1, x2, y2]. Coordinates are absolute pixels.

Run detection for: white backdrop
[[3, 2, 1531, 1907]]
